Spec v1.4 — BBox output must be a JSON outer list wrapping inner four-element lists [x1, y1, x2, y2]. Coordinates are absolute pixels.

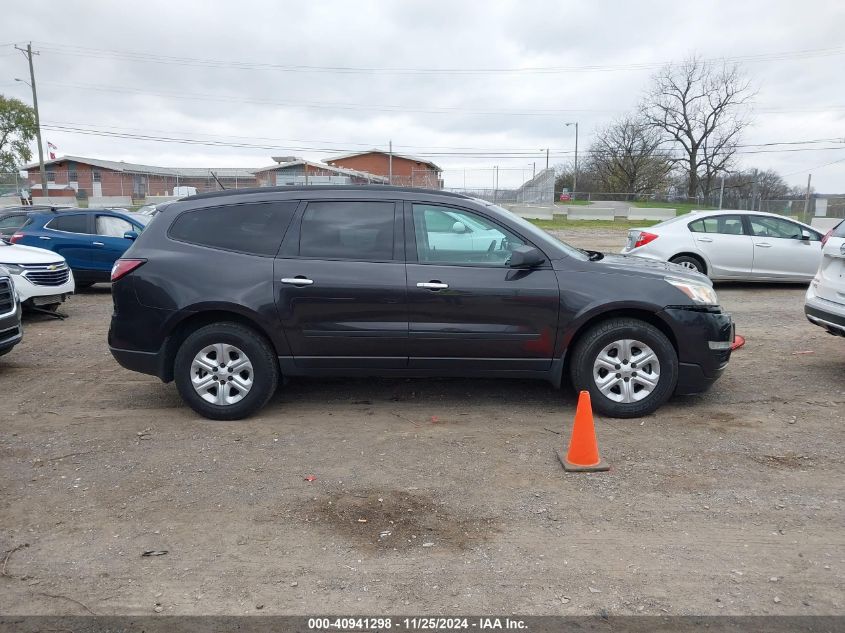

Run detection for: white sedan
[[621, 210, 824, 282], [0, 241, 75, 311]]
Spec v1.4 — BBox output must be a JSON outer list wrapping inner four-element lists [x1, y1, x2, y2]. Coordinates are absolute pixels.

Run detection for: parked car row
[[3, 207, 150, 288], [0, 205, 153, 356], [4, 192, 841, 422]]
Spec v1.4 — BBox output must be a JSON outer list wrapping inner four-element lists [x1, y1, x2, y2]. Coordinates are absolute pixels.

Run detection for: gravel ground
[[0, 227, 843, 616]]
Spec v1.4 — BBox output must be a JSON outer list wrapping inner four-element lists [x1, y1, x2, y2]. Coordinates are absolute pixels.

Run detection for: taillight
[[9, 233, 24, 244], [111, 258, 146, 282], [821, 229, 833, 246], [633, 231, 659, 248]]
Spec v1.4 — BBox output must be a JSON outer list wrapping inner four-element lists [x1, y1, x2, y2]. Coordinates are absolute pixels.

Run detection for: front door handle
[[696, 237, 713, 243], [92, 241, 104, 246], [281, 277, 314, 286], [417, 281, 449, 290], [755, 242, 772, 248], [39, 236, 51, 240]]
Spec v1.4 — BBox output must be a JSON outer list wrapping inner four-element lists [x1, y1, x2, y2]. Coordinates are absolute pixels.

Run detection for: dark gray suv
[[108, 186, 733, 420], [0, 266, 23, 357]]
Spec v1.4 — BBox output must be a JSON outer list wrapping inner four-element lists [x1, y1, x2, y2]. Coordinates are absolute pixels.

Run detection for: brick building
[[326, 150, 442, 188], [254, 157, 388, 186], [24, 156, 258, 200]]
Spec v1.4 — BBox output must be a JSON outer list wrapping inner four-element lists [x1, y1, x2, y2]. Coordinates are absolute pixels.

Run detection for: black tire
[[174, 322, 279, 421], [569, 317, 678, 418], [670, 254, 706, 275]]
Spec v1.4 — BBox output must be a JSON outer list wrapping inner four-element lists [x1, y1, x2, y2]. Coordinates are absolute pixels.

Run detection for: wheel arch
[[558, 307, 679, 389], [160, 308, 279, 383], [670, 251, 709, 275]]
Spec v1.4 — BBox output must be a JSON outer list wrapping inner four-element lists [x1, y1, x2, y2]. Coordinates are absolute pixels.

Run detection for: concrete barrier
[[0, 196, 22, 208], [88, 196, 132, 208], [811, 217, 843, 232], [567, 207, 616, 220], [502, 204, 554, 220], [33, 197, 79, 207], [628, 207, 676, 221]]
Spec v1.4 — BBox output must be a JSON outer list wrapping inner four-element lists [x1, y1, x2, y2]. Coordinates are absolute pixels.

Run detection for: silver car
[[621, 210, 823, 282]]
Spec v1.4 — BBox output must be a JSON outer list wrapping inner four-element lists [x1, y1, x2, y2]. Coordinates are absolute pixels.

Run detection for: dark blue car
[[10, 209, 151, 287]]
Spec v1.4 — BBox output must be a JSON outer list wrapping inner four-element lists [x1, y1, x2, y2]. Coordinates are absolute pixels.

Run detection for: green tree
[[0, 95, 37, 172]]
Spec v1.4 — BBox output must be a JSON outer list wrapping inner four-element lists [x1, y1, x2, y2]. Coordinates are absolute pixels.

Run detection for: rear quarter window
[[168, 201, 298, 256], [46, 214, 91, 234], [833, 220, 845, 238]]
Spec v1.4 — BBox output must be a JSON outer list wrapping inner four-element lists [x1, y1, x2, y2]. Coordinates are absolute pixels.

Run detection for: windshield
[[136, 204, 157, 216], [478, 201, 589, 260]]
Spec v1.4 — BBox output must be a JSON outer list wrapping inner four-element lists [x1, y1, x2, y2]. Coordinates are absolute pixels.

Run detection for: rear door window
[[299, 201, 395, 260], [96, 215, 135, 237], [169, 201, 298, 256], [688, 215, 745, 235], [46, 214, 92, 234], [0, 215, 26, 230]]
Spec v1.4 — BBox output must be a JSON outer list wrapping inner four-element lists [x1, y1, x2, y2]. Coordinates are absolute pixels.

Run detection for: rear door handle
[[417, 281, 449, 290], [755, 243, 772, 248], [93, 241, 104, 246], [39, 236, 51, 240], [696, 237, 713, 243], [281, 277, 314, 286]]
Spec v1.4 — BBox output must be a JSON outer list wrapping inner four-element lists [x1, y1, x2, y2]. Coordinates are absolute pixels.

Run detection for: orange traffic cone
[[557, 391, 609, 472]]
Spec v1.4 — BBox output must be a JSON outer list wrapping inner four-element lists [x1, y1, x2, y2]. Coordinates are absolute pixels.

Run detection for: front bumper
[[659, 306, 733, 395], [805, 291, 845, 337], [12, 270, 75, 304], [0, 298, 23, 352]]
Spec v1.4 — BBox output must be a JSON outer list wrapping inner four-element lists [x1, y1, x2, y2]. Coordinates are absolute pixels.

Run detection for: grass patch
[[554, 199, 591, 206], [630, 200, 716, 215], [529, 218, 658, 230]]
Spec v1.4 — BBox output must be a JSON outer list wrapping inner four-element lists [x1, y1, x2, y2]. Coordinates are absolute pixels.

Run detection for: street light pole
[[565, 122, 579, 194], [15, 43, 47, 198]]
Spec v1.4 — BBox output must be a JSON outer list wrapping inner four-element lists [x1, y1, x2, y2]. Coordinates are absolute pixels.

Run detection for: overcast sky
[[3, 0, 845, 190]]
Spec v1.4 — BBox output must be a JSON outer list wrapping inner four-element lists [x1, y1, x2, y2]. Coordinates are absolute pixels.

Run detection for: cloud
[[2, 0, 844, 190]]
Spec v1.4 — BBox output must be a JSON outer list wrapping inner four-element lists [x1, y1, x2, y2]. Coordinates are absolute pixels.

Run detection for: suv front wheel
[[174, 322, 279, 420], [569, 317, 678, 418]]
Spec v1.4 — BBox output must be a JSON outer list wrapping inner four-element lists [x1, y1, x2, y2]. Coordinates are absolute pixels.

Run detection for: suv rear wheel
[[569, 318, 678, 418], [174, 322, 279, 420]]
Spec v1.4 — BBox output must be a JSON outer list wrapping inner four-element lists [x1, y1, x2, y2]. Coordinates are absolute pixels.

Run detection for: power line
[[39, 123, 845, 158], [40, 119, 841, 153], [22, 41, 845, 75]]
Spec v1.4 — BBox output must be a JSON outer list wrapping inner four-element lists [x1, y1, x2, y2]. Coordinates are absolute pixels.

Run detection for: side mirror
[[800, 230, 811, 241], [123, 230, 139, 241], [508, 245, 546, 268], [452, 221, 467, 234]]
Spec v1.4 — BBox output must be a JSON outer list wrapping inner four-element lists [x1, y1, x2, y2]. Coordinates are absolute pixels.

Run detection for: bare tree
[[586, 116, 672, 198], [641, 56, 754, 198]]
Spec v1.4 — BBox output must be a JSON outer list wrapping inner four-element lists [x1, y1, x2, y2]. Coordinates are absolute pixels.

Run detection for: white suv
[[805, 219, 845, 337], [0, 241, 75, 312]]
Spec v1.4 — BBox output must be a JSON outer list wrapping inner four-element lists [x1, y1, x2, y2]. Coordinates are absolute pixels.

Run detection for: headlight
[[0, 263, 23, 275], [665, 276, 718, 305]]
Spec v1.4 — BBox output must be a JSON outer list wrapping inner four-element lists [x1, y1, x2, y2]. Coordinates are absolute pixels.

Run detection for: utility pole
[[493, 165, 499, 203], [718, 174, 725, 209], [388, 140, 393, 185], [532, 162, 536, 179], [803, 173, 812, 222], [544, 149, 549, 170], [15, 43, 47, 198], [750, 168, 759, 211], [565, 122, 579, 194]]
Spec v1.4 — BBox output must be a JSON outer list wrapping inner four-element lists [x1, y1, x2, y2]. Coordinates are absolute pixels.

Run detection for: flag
[[47, 141, 57, 160]]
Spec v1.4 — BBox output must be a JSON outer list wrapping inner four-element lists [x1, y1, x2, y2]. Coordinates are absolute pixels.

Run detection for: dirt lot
[[1, 227, 843, 616]]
